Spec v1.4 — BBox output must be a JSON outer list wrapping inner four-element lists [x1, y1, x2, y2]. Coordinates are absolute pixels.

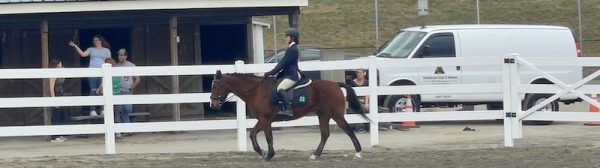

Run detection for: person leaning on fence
[[68, 35, 111, 117], [48, 58, 69, 142], [115, 48, 140, 125], [347, 68, 369, 133]]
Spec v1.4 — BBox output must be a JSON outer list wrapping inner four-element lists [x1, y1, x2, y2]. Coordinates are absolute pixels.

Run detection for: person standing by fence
[[96, 58, 124, 139], [347, 68, 369, 133], [96, 58, 121, 114], [68, 35, 111, 117], [115, 48, 140, 124], [48, 58, 69, 142]]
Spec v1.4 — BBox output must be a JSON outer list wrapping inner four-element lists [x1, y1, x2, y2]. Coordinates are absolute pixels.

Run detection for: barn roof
[[0, 0, 307, 15]]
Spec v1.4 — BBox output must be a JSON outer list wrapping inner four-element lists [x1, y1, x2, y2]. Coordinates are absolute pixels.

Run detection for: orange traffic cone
[[584, 94, 600, 126], [402, 95, 419, 128]]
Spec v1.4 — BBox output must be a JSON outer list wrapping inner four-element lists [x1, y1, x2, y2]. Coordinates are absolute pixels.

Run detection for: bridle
[[210, 79, 236, 107]]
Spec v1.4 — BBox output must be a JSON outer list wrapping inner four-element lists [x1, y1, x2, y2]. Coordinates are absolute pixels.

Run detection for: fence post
[[502, 54, 519, 147], [102, 63, 116, 154], [509, 53, 523, 139], [234, 60, 248, 151], [502, 54, 514, 147], [368, 56, 379, 146]]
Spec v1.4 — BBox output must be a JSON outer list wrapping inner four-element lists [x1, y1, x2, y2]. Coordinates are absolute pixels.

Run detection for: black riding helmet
[[285, 28, 299, 44]]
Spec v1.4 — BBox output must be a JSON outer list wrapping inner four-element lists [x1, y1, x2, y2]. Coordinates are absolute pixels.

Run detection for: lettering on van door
[[422, 67, 459, 84]]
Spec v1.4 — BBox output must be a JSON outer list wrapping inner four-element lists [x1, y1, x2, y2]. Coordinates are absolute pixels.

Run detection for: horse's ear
[[216, 70, 222, 79]]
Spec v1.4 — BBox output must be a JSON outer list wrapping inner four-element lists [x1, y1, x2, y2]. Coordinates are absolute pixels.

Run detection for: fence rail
[[0, 54, 599, 154]]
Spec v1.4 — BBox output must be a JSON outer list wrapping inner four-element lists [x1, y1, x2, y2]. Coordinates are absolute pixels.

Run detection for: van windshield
[[376, 31, 426, 58]]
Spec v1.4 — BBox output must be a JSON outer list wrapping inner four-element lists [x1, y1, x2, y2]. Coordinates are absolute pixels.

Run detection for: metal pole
[[375, 0, 379, 50], [577, 0, 584, 55], [273, 16, 278, 63], [476, 0, 480, 24]]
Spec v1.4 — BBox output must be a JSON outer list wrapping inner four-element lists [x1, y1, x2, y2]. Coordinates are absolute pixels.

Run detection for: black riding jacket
[[269, 43, 300, 81]]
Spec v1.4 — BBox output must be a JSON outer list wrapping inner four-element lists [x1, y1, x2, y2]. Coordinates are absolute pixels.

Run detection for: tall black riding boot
[[277, 90, 293, 116]]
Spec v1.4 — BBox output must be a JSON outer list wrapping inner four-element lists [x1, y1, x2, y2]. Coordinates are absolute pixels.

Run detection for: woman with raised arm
[[68, 35, 111, 116]]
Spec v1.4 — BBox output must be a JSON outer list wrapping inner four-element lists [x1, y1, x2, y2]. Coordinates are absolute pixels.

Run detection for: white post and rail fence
[[0, 54, 599, 154]]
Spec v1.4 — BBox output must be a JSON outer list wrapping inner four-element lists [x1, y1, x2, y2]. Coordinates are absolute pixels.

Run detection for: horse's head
[[210, 70, 230, 110]]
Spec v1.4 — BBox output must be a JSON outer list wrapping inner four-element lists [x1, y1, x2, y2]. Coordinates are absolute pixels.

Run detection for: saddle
[[270, 73, 312, 108]]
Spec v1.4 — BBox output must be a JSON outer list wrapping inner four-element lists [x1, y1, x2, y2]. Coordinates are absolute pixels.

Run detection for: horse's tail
[[339, 83, 372, 123]]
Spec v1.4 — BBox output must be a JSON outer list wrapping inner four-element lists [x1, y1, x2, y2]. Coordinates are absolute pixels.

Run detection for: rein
[[219, 94, 236, 106]]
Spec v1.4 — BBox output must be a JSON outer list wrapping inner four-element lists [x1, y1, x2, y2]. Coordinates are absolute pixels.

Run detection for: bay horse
[[209, 70, 370, 161]]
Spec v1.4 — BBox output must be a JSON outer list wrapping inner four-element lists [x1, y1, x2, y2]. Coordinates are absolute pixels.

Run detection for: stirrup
[[276, 102, 293, 116]]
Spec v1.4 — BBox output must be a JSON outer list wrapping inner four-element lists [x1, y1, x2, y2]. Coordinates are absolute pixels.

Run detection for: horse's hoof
[[262, 151, 274, 161], [354, 152, 362, 159], [264, 155, 274, 161], [310, 155, 317, 160]]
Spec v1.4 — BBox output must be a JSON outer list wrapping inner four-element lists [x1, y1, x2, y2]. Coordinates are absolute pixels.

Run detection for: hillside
[[259, 0, 600, 56]]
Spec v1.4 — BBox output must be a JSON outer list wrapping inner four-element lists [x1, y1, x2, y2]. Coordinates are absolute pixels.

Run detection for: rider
[[265, 28, 301, 116]]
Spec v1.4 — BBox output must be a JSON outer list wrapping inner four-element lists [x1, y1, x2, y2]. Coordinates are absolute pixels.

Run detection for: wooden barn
[[0, 0, 307, 126]]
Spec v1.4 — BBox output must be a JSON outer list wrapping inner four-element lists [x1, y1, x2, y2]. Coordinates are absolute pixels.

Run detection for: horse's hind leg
[[311, 113, 331, 160], [332, 116, 363, 158], [250, 120, 266, 156]]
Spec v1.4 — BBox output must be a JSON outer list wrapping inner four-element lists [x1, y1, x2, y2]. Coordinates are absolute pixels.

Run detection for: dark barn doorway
[[0, 40, 3, 68], [200, 24, 247, 114]]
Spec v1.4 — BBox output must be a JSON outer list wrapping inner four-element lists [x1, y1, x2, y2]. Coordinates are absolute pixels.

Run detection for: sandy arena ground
[[0, 103, 600, 167]]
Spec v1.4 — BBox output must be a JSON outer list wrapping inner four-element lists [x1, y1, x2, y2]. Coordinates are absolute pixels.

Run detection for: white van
[[375, 25, 582, 124]]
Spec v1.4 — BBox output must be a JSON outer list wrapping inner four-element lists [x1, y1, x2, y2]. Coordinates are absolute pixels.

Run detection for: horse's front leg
[[263, 123, 276, 161], [250, 120, 265, 156]]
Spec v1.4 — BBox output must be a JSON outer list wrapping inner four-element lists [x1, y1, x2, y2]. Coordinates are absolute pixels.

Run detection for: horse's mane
[[225, 73, 277, 83], [223, 73, 275, 91], [226, 73, 263, 79]]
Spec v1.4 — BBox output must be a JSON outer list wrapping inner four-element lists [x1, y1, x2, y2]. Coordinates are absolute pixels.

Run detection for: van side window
[[417, 33, 455, 58]]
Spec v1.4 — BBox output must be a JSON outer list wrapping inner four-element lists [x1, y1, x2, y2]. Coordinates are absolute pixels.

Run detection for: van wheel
[[387, 95, 421, 112], [523, 94, 559, 125]]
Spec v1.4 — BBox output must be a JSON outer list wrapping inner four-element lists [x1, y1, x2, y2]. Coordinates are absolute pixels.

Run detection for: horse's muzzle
[[209, 99, 221, 110]]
